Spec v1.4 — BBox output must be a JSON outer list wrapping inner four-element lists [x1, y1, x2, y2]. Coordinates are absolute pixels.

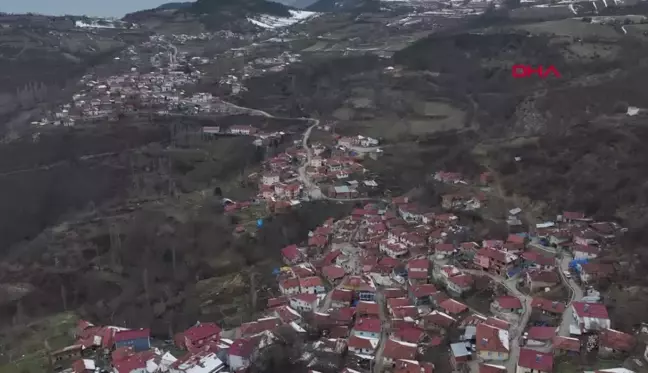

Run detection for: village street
[[462, 269, 532, 372], [373, 290, 390, 373], [558, 253, 584, 336]]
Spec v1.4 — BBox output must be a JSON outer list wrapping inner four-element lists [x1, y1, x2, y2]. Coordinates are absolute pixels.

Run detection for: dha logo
[[512, 65, 561, 79]]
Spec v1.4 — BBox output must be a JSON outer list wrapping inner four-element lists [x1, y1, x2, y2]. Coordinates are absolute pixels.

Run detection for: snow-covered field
[[248, 10, 320, 29]]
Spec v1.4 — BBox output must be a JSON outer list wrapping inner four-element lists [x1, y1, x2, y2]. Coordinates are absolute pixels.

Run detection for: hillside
[[307, 0, 380, 12]]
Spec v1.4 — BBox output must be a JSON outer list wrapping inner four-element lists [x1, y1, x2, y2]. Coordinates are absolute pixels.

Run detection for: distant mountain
[[272, 0, 319, 9], [189, 0, 292, 18], [307, 0, 379, 12], [156, 2, 194, 10]]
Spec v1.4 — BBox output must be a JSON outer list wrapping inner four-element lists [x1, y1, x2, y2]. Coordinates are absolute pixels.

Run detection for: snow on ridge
[[247, 9, 320, 29]]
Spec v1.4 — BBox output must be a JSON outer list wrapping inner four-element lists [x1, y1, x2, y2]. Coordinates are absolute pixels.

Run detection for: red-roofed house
[[239, 318, 281, 337], [446, 274, 474, 295], [279, 278, 300, 295], [492, 296, 523, 314], [407, 258, 430, 282], [531, 298, 565, 316], [396, 359, 434, 373], [439, 298, 468, 315], [356, 301, 381, 318], [419, 310, 456, 330], [331, 289, 353, 308], [476, 323, 510, 361], [309, 234, 328, 249], [281, 245, 302, 265], [388, 298, 412, 314], [485, 317, 510, 331], [383, 338, 418, 366], [174, 323, 221, 353], [273, 305, 302, 324], [552, 336, 580, 355], [353, 317, 382, 339], [392, 306, 419, 319], [322, 265, 346, 283], [562, 211, 589, 223], [525, 270, 560, 292], [480, 363, 506, 373], [393, 326, 426, 344], [299, 276, 326, 294], [521, 251, 556, 271], [474, 248, 517, 276], [348, 334, 379, 355], [598, 328, 636, 357], [527, 327, 556, 345], [112, 350, 155, 373], [384, 288, 407, 299], [571, 302, 610, 332], [409, 284, 438, 306], [517, 348, 553, 373], [290, 294, 319, 312], [573, 245, 599, 260], [228, 336, 261, 370]]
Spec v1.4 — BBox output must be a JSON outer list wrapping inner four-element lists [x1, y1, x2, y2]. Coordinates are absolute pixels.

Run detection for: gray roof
[[450, 342, 471, 357], [334, 186, 351, 193]]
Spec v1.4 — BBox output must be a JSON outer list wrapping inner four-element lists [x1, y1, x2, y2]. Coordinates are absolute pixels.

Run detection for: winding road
[[463, 269, 532, 371]]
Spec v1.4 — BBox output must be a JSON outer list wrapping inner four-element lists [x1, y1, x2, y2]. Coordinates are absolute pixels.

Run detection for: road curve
[[462, 269, 532, 372]]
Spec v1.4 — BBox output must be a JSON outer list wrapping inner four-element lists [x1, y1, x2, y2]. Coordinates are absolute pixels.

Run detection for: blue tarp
[[272, 268, 281, 275], [569, 258, 589, 270], [507, 266, 523, 278]]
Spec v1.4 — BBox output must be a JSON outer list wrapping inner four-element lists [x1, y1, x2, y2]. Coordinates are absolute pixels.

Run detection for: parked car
[[563, 270, 572, 279]]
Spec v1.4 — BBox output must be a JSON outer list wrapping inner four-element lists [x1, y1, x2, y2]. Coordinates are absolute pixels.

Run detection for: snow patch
[[248, 10, 320, 29]]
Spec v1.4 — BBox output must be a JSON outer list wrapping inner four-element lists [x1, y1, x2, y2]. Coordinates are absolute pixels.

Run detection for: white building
[[571, 301, 611, 332]]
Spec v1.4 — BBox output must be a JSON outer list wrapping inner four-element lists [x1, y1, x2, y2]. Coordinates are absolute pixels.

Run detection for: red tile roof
[[392, 306, 418, 319], [522, 251, 555, 266], [182, 323, 221, 345], [485, 317, 510, 331], [281, 245, 301, 261], [356, 301, 380, 317], [380, 257, 400, 268], [279, 277, 300, 290], [599, 328, 636, 352], [393, 326, 425, 344], [479, 364, 506, 373], [113, 329, 150, 343], [527, 270, 560, 284], [517, 349, 553, 372], [552, 336, 580, 352], [348, 335, 379, 351], [354, 317, 382, 333], [476, 323, 509, 353], [274, 306, 301, 323], [329, 325, 349, 338], [421, 310, 456, 328], [240, 317, 281, 337], [267, 296, 289, 308], [407, 258, 430, 271], [411, 284, 438, 298], [448, 274, 473, 288], [299, 276, 323, 289], [527, 326, 556, 341], [435, 243, 455, 252], [531, 298, 566, 314], [229, 336, 261, 358], [384, 288, 407, 298], [112, 350, 154, 373], [322, 265, 346, 281], [572, 302, 609, 319], [507, 234, 526, 245], [388, 297, 411, 310], [573, 244, 598, 254], [396, 360, 434, 373], [383, 338, 417, 360], [331, 288, 353, 302], [495, 295, 522, 309], [439, 298, 468, 315]]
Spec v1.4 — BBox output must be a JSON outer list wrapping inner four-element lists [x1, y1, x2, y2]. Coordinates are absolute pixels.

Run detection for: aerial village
[[52, 117, 645, 373], [41, 23, 646, 373]]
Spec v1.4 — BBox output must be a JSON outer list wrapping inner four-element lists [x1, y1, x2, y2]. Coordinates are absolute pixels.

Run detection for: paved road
[[373, 291, 389, 373], [463, 269, 532, 372], [557, 253, 583, 336]]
